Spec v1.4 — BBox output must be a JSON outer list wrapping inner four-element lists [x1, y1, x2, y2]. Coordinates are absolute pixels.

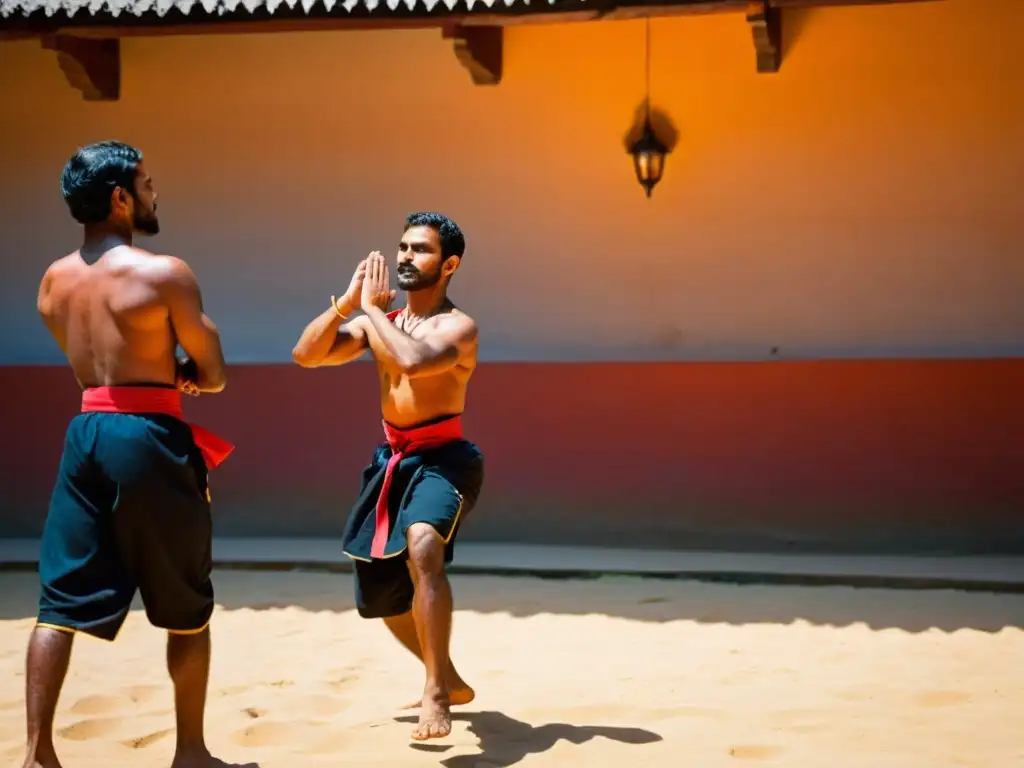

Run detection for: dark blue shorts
[[343, 439, 484, 619], [37, 406, 214, 641]]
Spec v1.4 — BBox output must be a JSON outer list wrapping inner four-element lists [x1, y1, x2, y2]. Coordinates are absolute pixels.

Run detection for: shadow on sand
[[399, 710, 662, 767], [1, 569, 1023, 633], [212, 570, 1024, 633]]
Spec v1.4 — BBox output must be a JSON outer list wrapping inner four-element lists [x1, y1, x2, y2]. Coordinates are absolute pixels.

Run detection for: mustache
[[397, 266, 419, 276]]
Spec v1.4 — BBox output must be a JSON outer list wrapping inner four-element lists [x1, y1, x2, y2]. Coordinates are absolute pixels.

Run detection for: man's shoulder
[[441, 307, 477, 330], [44, 251, 84, 278], [435, 308, 478, 343], [40, 253, 84, 301], [131, 251, 196, 286]]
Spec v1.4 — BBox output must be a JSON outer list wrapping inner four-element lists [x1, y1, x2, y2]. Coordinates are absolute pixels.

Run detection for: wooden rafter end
[[41, 34, 120, 101], [443, 25, 502, 86], [746, 1, 782, 73]]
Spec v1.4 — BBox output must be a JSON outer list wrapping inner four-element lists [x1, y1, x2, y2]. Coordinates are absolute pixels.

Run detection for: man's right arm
[[292, 298, 369, 368], [162, 257, 227, 393]]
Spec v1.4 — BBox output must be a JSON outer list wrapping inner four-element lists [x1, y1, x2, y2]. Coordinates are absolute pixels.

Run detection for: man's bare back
[[37, 244, 226, 393], [26, 141, 242, 768]]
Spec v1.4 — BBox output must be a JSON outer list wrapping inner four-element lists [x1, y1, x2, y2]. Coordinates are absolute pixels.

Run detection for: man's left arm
[[363, 308, 477, 378]]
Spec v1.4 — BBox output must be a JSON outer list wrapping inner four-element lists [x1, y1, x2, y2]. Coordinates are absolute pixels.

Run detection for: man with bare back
[[293, 212, 484, 741], [25, 141, 238, 768]]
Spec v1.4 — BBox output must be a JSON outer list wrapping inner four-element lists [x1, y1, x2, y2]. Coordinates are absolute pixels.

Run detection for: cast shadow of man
[[398, 710, 662, 767]]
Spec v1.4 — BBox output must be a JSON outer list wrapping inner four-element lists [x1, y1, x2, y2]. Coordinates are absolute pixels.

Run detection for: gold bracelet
[[330, 295, 348, 320]]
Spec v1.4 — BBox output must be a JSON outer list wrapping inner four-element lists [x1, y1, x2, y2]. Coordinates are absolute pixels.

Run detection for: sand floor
[[0, 569, 1022, 767]]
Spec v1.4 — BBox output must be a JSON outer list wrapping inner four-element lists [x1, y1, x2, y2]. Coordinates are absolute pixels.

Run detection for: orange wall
[[0, 0, 1021, 363], [1, 1, 1021, 551]]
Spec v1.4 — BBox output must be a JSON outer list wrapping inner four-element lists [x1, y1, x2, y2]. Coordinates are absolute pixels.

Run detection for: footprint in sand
[[122, 728, 174, 749], [307, 732, 351, 755], [125, 684, 163, 704], [770, 708, 825, 733], [776, 723, 820, 735], [57, 717, 122, 741], [326, 677, 357, 692], [233, 721, 294, 748], [232, 721, 328, 748], [301, 694, 350, 718], [72, 685, 169, 717], [217, 684, 252, 698], [71, 694, 130, 716], [729, 745, 784, 760], [324, 669, 358, 690], [915, 690, 971, 708]]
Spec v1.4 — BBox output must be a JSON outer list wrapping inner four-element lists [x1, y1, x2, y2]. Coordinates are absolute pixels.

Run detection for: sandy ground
[[0, 569, 1022, 767]]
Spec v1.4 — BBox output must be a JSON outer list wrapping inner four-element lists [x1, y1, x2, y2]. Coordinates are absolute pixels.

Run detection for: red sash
[[370, 416, 462, 558], [81, 386, 234, 470]]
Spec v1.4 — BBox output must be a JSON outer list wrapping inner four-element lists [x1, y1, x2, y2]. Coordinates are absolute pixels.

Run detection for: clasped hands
[[338, 251, 396, 315]]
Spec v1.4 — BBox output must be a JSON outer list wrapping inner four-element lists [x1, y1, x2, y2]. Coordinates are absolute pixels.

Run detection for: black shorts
[[37, 408, 214, 641], [343, 439, 484, 619]]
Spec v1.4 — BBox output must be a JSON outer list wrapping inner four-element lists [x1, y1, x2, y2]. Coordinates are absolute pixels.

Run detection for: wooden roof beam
[[40, 34, 120, 101], [0, 0, 944, 43]]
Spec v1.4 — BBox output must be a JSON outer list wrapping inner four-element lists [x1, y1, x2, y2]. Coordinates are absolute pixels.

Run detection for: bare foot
[[401, 681, 475, 710], [171, 747, 252, 768], [410, 689, 452, 741], [22, 748, 63, 768]]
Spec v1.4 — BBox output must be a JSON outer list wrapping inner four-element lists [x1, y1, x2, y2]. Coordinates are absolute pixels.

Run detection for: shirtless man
[[26, 140, 237, 768], [293, 212, 484, 741]]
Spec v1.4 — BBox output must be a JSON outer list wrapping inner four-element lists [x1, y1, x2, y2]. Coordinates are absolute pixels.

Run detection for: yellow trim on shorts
[[442, 489, 465, 545], [36, 622, 76, 635], [166, 619, 211, 636], [343, 547, 408, 561]]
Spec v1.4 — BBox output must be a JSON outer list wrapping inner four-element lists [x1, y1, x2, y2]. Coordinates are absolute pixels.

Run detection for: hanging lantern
[[628, 118, 669, 198]]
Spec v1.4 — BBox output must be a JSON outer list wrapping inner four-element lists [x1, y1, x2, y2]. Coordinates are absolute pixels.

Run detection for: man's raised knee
[[407, 523, 445, 576]]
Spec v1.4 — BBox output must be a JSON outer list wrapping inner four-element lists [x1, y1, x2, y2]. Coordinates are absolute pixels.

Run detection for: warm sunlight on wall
[[0, 0, 1020, 362]]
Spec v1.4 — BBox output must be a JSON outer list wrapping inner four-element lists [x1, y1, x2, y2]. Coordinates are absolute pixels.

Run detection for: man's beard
[[134, 210, 160, 236], [397, 264, 442, 291]]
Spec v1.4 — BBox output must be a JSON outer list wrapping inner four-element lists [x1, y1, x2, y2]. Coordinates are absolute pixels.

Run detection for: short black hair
[[61, 140, 143, 225], [404, 212, 465, 260]]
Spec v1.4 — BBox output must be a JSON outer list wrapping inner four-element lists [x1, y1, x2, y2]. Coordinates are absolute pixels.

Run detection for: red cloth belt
[[81, 386, 234, 470], [370, 415, 462, 558]]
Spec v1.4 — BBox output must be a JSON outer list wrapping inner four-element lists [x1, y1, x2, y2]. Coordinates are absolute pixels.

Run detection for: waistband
[[80, 386, 234, 470], [383, 414, 463, 453], [81, 386, 184, 419]]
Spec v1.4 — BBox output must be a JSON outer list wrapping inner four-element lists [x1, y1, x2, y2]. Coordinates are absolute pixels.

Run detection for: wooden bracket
[[41, 34, 120, 101], [443, 26, 503, 86], [746, 1, 782, 74]]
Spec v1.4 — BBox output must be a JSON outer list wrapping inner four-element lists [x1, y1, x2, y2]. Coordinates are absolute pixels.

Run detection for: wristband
[[330, 295, 349, 319]]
